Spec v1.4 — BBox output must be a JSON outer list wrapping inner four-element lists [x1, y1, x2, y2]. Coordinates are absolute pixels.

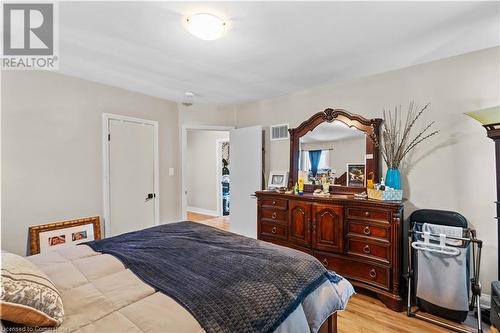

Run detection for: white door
[[106, 116, 158, 237], [229, 126, 262, 238]]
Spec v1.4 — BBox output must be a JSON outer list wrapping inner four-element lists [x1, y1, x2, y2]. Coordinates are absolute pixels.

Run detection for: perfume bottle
[[379, 177, 386, 191], [367, 171, 375, 189], [298, 177, 304, 195]]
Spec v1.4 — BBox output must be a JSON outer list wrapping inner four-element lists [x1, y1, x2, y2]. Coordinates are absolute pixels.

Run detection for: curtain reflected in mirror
[[299, 121, 366, 186]]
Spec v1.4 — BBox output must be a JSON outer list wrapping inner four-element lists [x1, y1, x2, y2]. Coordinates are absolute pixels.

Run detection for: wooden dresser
[[256, 191, 404, 311]]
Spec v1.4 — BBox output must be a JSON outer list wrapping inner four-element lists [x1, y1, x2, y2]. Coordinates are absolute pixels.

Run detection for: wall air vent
[[270, 124, 289, 141]]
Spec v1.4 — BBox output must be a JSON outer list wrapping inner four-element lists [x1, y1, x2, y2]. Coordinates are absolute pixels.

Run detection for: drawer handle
[[369, 269, 377, 278], [322, 258, 328, 268], [364, 211, 370, 217], [272, 201, 276, 205], [363, 245, 371, 254], [363, 226, 371, 235], [271, 226, 277, 234], [272, 212, 277, 219]]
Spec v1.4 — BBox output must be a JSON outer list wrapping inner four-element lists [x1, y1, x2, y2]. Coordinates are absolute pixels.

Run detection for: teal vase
[[385, 168, 401, 190]]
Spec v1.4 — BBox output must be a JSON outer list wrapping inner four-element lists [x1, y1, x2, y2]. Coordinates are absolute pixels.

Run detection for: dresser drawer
[[347, 237, 390, 264], [260, 221, 287, 240], [347, 220, 390, 240], [261, 198, 288, 210], [314, 252, 390, 290], [347, 207, 390, 222], [260, 207, 287, 222]]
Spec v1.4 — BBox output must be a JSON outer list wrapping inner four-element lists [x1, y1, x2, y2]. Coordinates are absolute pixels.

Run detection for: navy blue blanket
[[84, 221, 340, 333]]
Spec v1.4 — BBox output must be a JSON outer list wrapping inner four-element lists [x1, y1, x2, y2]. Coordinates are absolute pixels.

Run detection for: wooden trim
[[288, 108, 382, 192], [391, 210, 402, 297], [334, 172, 347, 186], [329, 312, 338, 333], [319, 313, 337, 333], [29, 216, 101, 255], [256, 191, 402, 209]]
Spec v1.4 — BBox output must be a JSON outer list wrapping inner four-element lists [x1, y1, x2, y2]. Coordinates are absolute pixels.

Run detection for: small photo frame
[[268, 171, 288, 189], [347, 163, 366, 188], [29, 216, 101, 255]]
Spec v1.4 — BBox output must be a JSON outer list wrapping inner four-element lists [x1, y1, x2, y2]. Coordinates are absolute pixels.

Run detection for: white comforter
[[28, 245, 354, 333]]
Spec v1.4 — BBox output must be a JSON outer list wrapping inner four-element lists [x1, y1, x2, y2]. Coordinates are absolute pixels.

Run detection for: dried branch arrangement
[[369, 102, 439, 169]]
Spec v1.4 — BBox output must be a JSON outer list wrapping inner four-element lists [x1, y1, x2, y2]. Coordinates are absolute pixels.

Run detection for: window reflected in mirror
[[298, 121, 366, 186]]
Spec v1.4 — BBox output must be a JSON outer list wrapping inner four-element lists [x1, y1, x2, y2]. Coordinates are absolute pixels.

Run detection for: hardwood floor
[[187, 211, 230, 230], [191, 216, 489, 333], [340, 292, 489, 333], [187, 211, 217, 221]]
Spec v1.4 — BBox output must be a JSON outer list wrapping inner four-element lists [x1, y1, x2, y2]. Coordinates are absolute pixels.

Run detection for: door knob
[[145, 193, 155, 202]]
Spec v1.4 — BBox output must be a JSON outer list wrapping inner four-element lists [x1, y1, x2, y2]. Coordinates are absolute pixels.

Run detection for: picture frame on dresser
[[268, 170, 289, 189], [347, 163, 366, 188], [29, 216, 102, 255]]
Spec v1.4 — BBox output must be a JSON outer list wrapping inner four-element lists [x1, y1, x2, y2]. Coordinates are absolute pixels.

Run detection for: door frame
[[181, 125, 234, 220], [216, 138, 230, 217], [102, 113, 160, 237]]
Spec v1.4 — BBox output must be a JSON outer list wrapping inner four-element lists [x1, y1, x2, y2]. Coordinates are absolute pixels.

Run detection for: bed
[[4, 222, 354, 333]]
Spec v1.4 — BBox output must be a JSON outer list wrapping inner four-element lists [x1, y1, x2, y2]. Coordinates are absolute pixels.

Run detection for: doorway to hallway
[[184, 129, 230, 219]]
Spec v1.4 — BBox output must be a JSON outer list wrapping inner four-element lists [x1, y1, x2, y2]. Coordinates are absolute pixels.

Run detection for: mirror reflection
[[298, 121, 366, 186]]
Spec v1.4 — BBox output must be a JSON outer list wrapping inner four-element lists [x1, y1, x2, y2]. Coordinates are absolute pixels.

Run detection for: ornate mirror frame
[[289, 108, 382, 194]]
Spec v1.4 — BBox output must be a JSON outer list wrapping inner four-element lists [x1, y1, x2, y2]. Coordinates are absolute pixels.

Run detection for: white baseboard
[[187, 206, 219, 217]]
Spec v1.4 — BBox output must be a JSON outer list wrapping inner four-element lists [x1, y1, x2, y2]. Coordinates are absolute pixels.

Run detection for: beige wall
[[187, 130, 229, 213], [330, 136, 366, 176], [1, 71, 181, 256], [2, 47, 498, 295], [234, 47, 500, 293], [178, 103, 236, 128]]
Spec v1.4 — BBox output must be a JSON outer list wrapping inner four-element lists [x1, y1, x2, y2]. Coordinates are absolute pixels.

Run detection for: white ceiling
[[300, 121, 365, 143], [58, 2, 500, 104]]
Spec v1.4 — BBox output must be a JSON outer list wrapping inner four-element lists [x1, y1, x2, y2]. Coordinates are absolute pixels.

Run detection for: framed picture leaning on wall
[[29, 216, 101, 255]]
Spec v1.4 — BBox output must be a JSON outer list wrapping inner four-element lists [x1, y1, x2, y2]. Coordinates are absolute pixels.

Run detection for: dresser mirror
[[289, 109, 382, 193]]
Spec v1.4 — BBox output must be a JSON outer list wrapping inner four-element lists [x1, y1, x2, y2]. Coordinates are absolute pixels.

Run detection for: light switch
[[168, 167, 175, 176]]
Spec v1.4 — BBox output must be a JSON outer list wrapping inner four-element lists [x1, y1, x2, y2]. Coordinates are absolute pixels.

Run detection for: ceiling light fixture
[[186, 13, 227, 41], [184, 91, 196, 97]]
